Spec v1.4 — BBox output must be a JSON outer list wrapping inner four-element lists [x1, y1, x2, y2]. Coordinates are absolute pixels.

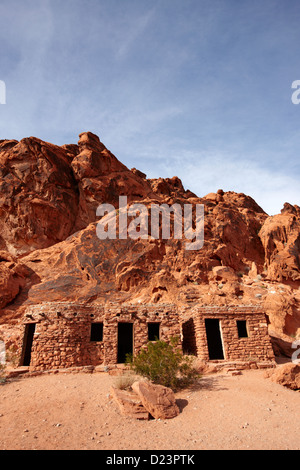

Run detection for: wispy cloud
[[114, 8, 156, 59], [132, 145, 300, 216], [0, 0, 299, 216]]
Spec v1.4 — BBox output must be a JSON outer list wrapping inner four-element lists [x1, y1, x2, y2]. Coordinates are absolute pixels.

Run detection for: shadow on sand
[[183, 374, 229, 393]]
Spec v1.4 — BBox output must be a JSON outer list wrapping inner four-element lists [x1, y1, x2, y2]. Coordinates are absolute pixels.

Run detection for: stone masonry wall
[[20, 302, 275, 371], [190, 305, 275, 363], [20, 303, 105, 370], [104, 303, 180, 364], [20, 302, 180, 371]]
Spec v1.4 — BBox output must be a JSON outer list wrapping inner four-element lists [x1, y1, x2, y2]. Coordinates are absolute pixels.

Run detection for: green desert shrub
[[126, 336, 199, 390]]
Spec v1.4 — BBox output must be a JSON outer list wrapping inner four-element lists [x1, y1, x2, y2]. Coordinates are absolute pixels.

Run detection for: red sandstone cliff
[[0, 132, 299, 352]]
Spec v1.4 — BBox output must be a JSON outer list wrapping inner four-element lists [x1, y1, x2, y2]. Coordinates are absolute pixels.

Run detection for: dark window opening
[[22, 323, 36, 366], [237, 320, 248, 338], [205, 319, 224, 360], [148, 323, 160, 341], [90, 322, 103, 342]]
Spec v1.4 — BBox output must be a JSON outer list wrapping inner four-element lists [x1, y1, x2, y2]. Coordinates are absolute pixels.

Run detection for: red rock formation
[[259, 203, 300, 282], [0, 132, 156, 256], [110, 386, 150, 420], [0, 132, 299, 353], [71, 132, 155, 230], [0, 251, 29, 308], [0, 137, 79, 255], [266, 363, 300, 390]]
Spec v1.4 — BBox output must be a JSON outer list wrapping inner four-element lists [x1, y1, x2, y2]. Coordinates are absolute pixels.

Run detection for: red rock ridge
[[0, 132, 299, 351]]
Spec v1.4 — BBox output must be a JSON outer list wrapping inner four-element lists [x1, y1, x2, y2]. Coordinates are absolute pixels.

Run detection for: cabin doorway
[[22, 323, 36, 366], [182, 318, 197, 355], [117, 323, 133, 363], [205, 319, 224, 360]]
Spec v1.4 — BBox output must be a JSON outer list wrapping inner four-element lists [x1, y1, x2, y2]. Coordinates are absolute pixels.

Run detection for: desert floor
[[0, 368, 299, 451]]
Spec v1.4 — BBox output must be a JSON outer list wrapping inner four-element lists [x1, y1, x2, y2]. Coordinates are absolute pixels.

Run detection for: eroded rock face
[[259, 203, 300, 282], [71, 132, 156, 230], [0, 137, 79, 255], [0, 132, 299, 345], [0, 251, 30, 308], [0, 132, 155, 256]]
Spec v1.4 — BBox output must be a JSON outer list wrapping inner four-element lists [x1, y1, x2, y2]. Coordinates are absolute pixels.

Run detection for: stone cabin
[[181, 305, 275, 363], [19, 301, 275, 371]]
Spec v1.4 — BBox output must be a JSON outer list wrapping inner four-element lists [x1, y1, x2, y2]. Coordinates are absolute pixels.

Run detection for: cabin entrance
[[205, 319, 224, 360], [182, 318, 197, 355], [22, 323, 36, 366], [117, 323, 133, 363]]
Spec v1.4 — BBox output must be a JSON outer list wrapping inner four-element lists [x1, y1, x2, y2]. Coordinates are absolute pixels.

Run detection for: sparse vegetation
[[114, 370, 140, 391], [126, 336, 199, 390]]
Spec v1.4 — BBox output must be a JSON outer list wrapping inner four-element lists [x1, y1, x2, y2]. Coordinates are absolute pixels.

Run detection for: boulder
[[110, 386, 150, 420], [266, 363, 300, 390], [132, 381, 180, 420]]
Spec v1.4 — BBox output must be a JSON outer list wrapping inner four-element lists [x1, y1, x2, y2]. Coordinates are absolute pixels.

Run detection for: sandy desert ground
[[0, 367, 299, 451]]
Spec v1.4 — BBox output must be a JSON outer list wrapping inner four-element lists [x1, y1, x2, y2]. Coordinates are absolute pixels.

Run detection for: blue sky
[[0, 0, 300, 215]]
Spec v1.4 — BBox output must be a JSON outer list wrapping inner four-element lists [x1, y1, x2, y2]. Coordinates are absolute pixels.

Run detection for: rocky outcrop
[[0, 132, 155, 256], [259, 203, 300, 282], [0, 137, 79, 256], [269, 330, 296, 358], [0, 132, 299, 346], [266, 363, 300, 390], [0, 251, 30, 308], [71, 132, 155, 230]]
